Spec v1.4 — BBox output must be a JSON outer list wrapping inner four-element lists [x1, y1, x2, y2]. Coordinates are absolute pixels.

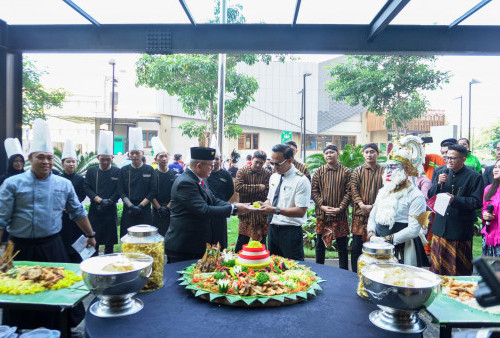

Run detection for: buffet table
[[85, 261, 419, 337]]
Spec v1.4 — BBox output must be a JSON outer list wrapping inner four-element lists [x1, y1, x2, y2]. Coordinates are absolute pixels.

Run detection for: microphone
[[440, 168, 450, 190], [486, 204, 494, 233]]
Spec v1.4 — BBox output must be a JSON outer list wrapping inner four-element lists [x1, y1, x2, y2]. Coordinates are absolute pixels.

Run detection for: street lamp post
[[109, 59, 116, 154], [468, 79, 480, 141], [297, 89, 303, 159], [453, 95, 463, 138], [302, 73, 312, 161]]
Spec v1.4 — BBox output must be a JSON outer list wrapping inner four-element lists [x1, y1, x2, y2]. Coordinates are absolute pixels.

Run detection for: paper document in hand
[[72, 235, 96, 260], [426, 193, 451, 216]]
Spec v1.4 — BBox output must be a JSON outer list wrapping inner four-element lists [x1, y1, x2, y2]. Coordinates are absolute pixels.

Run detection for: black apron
[[376, 221, 429, 267]]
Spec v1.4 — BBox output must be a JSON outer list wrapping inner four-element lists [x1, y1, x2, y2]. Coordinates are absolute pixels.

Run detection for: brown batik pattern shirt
[[234, 166, 272, 225], [311, 163, 351, 221]]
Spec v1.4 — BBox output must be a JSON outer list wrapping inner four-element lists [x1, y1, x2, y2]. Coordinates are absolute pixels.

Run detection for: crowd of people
[[0, 118, 499, 329]]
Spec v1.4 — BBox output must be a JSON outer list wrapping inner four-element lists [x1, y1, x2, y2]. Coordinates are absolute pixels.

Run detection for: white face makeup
[[383, 163, 407, 191]]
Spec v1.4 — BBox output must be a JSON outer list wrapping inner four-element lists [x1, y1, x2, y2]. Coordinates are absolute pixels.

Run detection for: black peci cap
[[440, 138, 457, 147], [323, 144, 339, 153], [190, 147, 216, 160]]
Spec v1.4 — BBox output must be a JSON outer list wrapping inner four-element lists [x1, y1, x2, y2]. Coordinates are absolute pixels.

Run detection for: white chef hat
[[128, 127, 143, 152], [151, 136, 167, 158], [4, 138, 24, 159], [210, 135, 221, 156], [29, 118, 54, 154], [98, 130, 114, 156], [61, 139, 77, 160]]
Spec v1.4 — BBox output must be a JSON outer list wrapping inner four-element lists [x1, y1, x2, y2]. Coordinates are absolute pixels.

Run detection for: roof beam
[[449, 0, 492, 29], [291, 0, 302, 27], [6, 24, 500, 55], [368, 0, 411, 42], [178, 0, 196, 27], [61, 0, 100, 27]]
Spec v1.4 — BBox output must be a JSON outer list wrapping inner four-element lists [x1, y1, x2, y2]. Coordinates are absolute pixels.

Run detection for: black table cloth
[[85, 261, 419, 337]]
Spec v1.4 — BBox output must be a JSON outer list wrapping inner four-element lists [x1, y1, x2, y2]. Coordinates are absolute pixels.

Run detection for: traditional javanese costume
[[367, 136, 430, 267]]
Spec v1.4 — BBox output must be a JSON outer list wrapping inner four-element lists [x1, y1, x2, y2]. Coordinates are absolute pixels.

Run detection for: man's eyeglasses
[[270, 159, 288, 167], [443, 156, 462, 162]]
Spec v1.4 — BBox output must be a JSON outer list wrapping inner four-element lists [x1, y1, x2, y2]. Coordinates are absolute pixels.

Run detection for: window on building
[[306, 134, 356, 151], [142, 130, 158, 148], [238, 133, 259, 150]]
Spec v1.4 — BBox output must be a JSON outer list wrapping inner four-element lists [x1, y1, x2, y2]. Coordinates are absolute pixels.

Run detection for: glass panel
[[333, 136, 341, 148], [245, 134, 251, 149], [186, 0, 296, 24], [341, 136, 348, 150], [299, 0, 386, 24], [306, 135, 316, 151], [391, 0, 486, 25], [0, 0, 89, 24], [253, 134, 259, 150], [325, 135, 332, 145], [73, 0, 190, 24], [142, 131, 147, 148], [317, 135, 326, 150]]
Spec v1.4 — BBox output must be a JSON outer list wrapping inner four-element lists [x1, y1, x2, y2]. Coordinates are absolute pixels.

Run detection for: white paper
[[434, 193, 451, 216], [72, 235, 96, 260]]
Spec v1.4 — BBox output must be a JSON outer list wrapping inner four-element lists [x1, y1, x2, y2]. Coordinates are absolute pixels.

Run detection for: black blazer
[[483, 164, 494, 187], [165, 169, 232, 258], [428, 165, 483, 241]]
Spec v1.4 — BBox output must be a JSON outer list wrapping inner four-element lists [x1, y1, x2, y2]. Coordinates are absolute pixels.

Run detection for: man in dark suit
[[483, 141, 500, 187], [165, 147, 254, 263]]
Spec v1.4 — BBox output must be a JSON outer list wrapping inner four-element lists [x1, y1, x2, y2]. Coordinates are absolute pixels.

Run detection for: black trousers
[[152, 207, 170, 237], [268, 224, 304, 261], [235, 234, 267, 253], [351, 235, 363, 273], [166, 252, 201, 264], [316, 234, 348, 270], [211, 217, 228, 250]]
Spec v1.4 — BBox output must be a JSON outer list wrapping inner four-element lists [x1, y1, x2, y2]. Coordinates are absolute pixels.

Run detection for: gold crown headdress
[[387, 135, 425, 177]]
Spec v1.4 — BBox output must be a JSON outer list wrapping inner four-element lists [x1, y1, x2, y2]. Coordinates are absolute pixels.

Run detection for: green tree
[[23, 59, 67, 125], [474, 121, 500, 154], [326, 56, 450, 138], [135, 2, 285, 143]]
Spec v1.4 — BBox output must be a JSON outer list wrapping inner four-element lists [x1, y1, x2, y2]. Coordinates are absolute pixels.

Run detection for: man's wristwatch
[[85, 232, 96, 238], [232, 204, 238, 215], [274, 207, 281, 215]]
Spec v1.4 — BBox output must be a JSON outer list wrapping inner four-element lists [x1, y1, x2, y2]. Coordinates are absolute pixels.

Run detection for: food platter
[[426, 276, 500, 324], [178, 256, 325, 308], [0, 261, 89, 307]]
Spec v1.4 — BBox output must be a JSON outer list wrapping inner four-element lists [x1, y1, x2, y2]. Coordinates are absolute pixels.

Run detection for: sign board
[[281, 131, 293, 143]]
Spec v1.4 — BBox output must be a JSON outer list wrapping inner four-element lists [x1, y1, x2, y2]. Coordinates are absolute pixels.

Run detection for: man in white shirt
[[258, 144, 311, 260]]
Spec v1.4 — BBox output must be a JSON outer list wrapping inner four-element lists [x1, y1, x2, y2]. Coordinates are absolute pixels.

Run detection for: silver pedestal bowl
[[80, 253, 153, 318], [361, 263, 441, 334]]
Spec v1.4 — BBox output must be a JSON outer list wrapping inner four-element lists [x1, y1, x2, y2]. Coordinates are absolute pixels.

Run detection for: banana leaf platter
[[178, 262, 325, 307], [426, 276, 500, 324], [0, 261, 89, 307]]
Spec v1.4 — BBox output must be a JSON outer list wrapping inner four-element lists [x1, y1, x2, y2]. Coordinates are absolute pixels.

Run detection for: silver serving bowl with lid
[[361, 263, 441, 334], [80, 253, 153, 318]]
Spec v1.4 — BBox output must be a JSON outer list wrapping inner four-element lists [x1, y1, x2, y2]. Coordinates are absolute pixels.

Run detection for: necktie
[[267, 175, 283, 224], [201, 179, 205, 186]]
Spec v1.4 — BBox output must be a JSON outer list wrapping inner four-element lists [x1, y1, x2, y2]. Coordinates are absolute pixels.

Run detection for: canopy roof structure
[[1, 0, 499, 170]]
